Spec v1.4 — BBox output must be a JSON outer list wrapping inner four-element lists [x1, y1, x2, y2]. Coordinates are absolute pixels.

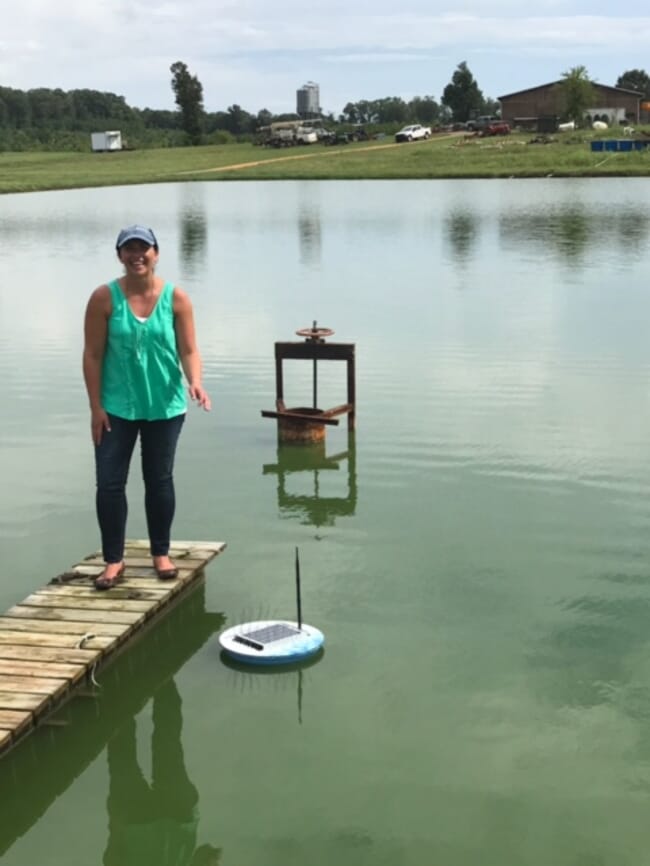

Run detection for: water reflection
[[298, 185, 322, 266], [179, 209, 208, 274], [298, 207, 322, 266], [499, 206, 650, 262], [220, 652, 324, 725], [0, 585, 224, 861], [444, 210, 479, 262], [527, 586, 650, 713], [263, 438, 357, 528], [105, 678, 221, 866]]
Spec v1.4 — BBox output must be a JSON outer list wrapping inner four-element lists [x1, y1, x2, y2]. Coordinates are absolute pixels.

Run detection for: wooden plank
[[38, 584, 170, 601], [61, 567, 194, 583], [261, 409, 340, 425], [0, 675, 69, 697], [0, 644, 99, 664], [322, 402, 353, 418], [0, 710, 32, 736], [77, 556, 213, 570], [274, 341, 355, 361], [157, 541, 226, 553], [20, 593, 154, 613], [0, 659, 86, 682], [0, 631, 114, 651], [0, 617, 124, 636], [0, 691, 51, 712], [0, 538, 226, 757], [5, 605, 145, 626]]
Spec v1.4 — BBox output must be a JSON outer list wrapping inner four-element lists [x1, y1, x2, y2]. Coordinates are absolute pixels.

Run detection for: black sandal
[[155, 566, 178, 581], [95, 562, 125, 591]]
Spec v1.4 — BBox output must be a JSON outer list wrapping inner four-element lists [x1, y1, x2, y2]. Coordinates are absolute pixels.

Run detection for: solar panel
[[242, 623, 301, 644]]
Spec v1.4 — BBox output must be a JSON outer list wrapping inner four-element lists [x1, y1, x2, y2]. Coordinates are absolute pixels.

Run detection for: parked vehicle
[[478, 120, 511, 136], [309, 127, 336, 143], [256, 120, 320, 147], [348, 127, 369, 142], [395, 124, 431, 142], [91, 130, 122, 152], [466, 115, 498, 132], [296, 127, 318, 144]]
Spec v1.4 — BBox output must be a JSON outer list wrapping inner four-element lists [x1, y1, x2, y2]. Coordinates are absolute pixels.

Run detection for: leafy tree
[[339, 97, 407, 125], [374, 97, 407, 124], [170, 61, 205, 145], [481, 97, 501, 117], [141, 108, 181, 130], [28, 88, 72, 129], [441, 62, 484, 122], [256, 108, 273, 128], [616, 69, 650, 98], [225, 104, 253, 136], [556, 66, 596, 125], [0, 87, 31, 127], [339, 102, 361, 124], [408, 96, 442, 125]]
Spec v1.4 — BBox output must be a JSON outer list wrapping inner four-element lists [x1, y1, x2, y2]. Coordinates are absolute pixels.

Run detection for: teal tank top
[[101, 280, 187, 421]]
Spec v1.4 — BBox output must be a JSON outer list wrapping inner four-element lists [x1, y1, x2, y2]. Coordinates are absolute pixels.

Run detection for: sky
[[2, 1, 650, 117]]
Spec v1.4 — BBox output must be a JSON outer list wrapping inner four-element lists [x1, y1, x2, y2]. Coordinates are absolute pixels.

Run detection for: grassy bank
[[3, 130, 650, 194]]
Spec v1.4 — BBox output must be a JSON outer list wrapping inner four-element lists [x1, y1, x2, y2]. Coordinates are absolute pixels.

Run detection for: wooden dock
[[0, 539, 226, 756]]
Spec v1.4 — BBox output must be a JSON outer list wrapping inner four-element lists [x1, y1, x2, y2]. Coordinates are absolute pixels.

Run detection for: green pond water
[[2, 178, 650, 865]]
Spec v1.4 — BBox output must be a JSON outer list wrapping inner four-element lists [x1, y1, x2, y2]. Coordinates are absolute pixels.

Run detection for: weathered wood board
[[0, 539, 226, 755]]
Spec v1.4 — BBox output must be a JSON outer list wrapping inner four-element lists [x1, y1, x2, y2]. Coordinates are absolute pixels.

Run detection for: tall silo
[[297, 82, 320, 119]]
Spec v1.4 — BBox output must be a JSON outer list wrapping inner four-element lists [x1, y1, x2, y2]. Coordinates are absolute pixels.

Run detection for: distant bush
[[204, 130, 236, 145]]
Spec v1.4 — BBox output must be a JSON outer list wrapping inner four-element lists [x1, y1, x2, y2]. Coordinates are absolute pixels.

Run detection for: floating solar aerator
[[219, 548, 324, 666]]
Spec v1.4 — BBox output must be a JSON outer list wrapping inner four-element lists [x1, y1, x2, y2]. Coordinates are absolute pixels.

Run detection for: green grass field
[[2, 130, 650, 194]]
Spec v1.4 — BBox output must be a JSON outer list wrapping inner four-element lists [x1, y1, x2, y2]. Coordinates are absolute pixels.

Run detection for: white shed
[[91, 131, 123, 152]]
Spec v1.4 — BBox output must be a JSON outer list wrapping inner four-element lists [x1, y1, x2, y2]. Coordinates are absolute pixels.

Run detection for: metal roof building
[[498, 82, 642, 128]]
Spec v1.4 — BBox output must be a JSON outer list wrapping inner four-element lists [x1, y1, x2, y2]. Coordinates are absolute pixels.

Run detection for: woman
[[83, 225, 210, 590]]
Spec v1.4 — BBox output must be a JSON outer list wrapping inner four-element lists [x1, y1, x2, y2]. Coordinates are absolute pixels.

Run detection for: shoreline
[[3, 133, 650, 194]]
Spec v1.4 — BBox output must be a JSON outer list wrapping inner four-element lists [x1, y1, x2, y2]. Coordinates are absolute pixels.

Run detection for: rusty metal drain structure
[[261, 323, 355, 444]]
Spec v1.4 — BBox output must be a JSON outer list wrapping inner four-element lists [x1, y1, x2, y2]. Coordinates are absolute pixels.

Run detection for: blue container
[[590, 140, 604, 152], [634, 140, 647, 151], [604, 140, 618, 152], [619, 140, 633, 152]]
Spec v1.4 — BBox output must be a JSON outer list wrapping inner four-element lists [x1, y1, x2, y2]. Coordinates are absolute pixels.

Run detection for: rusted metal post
[[347, 352, 356, 432], [262, 325, 356, 444], [275, 353, 284, 409]]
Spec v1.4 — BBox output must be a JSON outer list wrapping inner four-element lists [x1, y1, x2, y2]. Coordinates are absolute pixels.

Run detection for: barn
[[498, 82, 642, 131]]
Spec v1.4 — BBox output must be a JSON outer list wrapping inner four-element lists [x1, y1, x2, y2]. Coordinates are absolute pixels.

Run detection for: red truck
[[478, 120, 510, 136]]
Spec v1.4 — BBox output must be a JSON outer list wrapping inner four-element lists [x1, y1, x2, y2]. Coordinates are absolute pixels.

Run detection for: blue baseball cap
[[115, 224, 158, 250]]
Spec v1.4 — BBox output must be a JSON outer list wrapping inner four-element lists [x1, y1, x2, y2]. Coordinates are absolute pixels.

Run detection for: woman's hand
[[91, 408, 111, 445], [188, 384, 211, 411]]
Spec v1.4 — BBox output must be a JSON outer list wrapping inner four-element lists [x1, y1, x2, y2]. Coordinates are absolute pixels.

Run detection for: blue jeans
[[95, 413, 185, 563]]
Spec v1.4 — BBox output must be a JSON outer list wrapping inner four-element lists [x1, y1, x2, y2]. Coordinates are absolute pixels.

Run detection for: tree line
[[2, 62, 649, 152]]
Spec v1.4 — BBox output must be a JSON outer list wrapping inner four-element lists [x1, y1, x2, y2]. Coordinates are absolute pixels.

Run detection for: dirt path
[[180, 134, 460, 175]]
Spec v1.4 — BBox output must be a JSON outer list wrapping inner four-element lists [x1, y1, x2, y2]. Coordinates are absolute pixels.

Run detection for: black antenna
[[295, 546, 303, 630]]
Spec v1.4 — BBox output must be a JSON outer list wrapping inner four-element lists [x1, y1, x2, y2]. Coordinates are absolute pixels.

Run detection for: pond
[[2, 178, 650, 865]]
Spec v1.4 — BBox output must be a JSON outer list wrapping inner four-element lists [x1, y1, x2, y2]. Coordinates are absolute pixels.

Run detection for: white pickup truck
[[395, 124, 431, 142]]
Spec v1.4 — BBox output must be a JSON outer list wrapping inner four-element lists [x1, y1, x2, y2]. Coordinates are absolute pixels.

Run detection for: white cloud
[[2, 3, 650, 113]]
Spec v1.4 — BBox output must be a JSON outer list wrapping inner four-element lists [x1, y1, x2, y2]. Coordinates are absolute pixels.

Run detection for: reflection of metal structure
[[261, 324, 356, 444], [263, 439, 357, 527], [220, 657, 321, 725]]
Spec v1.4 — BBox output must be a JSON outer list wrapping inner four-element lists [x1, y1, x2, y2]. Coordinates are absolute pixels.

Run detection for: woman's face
[[117, 239, 159, 275]]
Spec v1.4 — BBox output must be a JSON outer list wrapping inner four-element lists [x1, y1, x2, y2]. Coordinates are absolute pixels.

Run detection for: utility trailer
[[90, 131, 122, 152]]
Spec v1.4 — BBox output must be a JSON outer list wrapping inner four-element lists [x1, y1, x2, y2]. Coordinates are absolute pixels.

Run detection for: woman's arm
[[173, 287, 211, 411], [83, 285, 112, 444]]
